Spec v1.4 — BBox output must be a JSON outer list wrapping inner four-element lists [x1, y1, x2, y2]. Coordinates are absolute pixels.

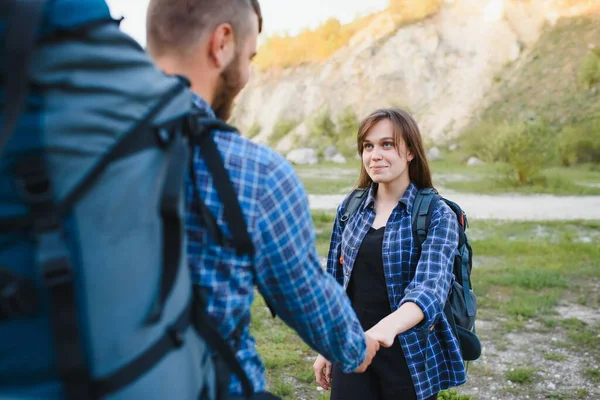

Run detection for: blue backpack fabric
[[340, 187, 481, 361], [0, 1, 265, 399]]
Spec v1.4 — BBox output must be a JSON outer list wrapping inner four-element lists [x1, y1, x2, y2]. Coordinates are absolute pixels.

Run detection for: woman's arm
[[366, 302, 425, 347], [367, 201, 459, 346]]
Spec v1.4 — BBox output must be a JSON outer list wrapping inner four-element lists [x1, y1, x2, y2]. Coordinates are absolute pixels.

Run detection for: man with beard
[[146, 1, 379, 398]]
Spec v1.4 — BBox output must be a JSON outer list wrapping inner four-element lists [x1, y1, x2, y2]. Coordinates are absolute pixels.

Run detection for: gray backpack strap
[[340, 188, 368, 228], [411, 188, 439, 246]]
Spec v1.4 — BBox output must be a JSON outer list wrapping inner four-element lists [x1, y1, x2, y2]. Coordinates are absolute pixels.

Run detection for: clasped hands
[[312, 318, 397, 390]]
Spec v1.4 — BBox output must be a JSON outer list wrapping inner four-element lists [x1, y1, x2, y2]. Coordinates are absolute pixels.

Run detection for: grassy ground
[[294, 157, 600, 196], [249, 215, 600, 399]]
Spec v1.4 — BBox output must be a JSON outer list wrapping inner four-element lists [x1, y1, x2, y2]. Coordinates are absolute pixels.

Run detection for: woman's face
[[361, 118, 413, 187]]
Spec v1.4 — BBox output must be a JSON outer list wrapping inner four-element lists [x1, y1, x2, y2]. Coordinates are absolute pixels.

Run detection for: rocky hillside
[[231, 0, 599, 154]]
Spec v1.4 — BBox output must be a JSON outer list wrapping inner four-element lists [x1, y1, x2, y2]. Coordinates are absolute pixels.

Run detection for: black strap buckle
[[168, 326, 185, 348], [41, 256, 74, 288], [0, 267, 38, 319], [14, 158, 53, 204]]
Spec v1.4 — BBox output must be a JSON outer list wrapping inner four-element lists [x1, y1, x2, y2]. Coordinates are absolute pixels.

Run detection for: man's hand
[[313, 354, 332, 390], [353, 333, 380, 373]]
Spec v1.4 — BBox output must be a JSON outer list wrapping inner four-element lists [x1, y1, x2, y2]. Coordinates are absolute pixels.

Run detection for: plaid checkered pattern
[[186, 95, 366, 395], [326, 183, 466, 399]]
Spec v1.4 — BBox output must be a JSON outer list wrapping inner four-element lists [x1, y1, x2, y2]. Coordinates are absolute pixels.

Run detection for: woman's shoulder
[[338, 187, 369, 215], [429, 194, 460, 229]]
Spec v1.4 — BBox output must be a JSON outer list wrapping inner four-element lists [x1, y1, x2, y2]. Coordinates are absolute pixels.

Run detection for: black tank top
[[347, 226, 391, 331]]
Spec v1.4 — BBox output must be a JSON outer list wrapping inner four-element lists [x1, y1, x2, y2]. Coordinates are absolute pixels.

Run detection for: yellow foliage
[[254, 0, 442, 70]]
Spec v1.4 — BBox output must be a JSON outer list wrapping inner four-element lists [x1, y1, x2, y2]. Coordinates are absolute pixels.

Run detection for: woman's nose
[[372, 147, 383, 159]]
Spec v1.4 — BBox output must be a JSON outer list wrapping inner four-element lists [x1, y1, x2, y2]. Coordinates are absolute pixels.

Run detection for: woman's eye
[[383, 142, 393, 148], [364, 144, 373, 150]]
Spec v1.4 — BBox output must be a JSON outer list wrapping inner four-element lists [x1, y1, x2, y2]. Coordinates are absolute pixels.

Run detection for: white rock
[[286, 148, 318, 165], [427, 146, 442, 161], [448, 143, 459, 152], [467, 156, 485, 166], [331, 153, 347, 164], [323, 145, 338, 159], [316, 387, 324, 392], [547, 382, 556, 391]]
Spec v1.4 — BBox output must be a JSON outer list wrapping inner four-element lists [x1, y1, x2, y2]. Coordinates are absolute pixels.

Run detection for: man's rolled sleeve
[[400, 203, 458, 332], [253, 155, 366, 372]]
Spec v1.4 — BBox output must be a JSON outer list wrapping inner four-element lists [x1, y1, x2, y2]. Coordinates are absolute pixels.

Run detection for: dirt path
[[308, 192, 600, 220]]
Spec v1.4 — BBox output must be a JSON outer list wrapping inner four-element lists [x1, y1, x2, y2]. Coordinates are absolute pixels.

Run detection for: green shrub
[[269, 118, 298, 147], [578, 49, 600, 89], [462, 119, 558, 185], [305, 109, 337, 156], [335, 106, 360, 157], [558, 116, 600, 165], [246, 123, 261, 140], [500, 120, 557, 185]]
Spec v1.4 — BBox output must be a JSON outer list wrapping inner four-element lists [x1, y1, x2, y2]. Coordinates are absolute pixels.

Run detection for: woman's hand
[[313, 354, 332, 390], [367, 302, 426, 347]]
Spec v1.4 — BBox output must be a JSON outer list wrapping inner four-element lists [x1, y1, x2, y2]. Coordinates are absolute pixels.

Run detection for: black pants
[[330, 338, 437, 400]]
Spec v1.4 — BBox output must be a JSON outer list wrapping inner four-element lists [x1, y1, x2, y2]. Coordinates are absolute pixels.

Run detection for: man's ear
[[208, 23, 235, 69]]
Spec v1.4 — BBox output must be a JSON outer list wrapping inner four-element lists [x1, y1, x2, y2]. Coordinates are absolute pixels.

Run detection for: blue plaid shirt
[[327, 183, 466, 399], [186, 95, 366, 394]]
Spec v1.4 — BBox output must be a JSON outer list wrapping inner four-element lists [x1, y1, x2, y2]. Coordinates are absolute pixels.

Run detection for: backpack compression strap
[[340, 188, 368, 228], [0, 0, 46, 155]]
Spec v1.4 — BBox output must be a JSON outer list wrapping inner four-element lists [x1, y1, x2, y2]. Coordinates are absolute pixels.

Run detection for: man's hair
[[146, 0, 262, 57]]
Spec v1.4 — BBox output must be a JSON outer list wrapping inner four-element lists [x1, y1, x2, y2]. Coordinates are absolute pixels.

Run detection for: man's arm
[[252, 154, 366, 373]]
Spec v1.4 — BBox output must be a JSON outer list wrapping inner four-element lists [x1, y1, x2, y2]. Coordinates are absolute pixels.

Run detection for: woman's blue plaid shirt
[[185, 95, 366, 395], [326, 183, 466, 400]]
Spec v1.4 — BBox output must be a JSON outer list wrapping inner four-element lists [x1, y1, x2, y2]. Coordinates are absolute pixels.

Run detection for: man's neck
[[154, 56, 215, 104]]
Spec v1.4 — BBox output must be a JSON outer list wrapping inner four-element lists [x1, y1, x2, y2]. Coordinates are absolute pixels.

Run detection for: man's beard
[[212, 57, 242, 121]]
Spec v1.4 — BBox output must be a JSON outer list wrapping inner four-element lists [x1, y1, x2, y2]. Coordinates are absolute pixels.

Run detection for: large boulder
[[427, 146, 442, 161], [286, 148, 318, 165], [467, 156, 485, 166], [330, 153, 347, 164]]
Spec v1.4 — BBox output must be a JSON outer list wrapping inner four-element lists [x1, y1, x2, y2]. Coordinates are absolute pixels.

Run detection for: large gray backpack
[[0, 1, 259, 399]]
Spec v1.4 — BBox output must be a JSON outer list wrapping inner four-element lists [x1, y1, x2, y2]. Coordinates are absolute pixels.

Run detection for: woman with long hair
[[313, 108, 466, 400]]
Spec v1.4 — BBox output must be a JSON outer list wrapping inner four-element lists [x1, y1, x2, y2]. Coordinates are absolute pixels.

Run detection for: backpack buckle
[[168, 326, 185, 348], [14, 158, 54, 205], [40, 255, 73, 288], [0, 267, 38, 319]]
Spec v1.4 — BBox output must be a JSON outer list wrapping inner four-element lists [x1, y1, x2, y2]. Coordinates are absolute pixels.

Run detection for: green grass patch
[[584, 367, 600, 383], [438, 390, 474, 400], [575, 389, 591, 399], [295, 149, 600, 196], [543, 352, 568, 362], [505, 367, 536, 384], [444, 171, 600, 195]]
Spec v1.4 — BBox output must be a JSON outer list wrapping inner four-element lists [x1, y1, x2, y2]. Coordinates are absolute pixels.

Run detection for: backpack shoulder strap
[[0, 0, 46, 155], [411, 188, 440, 247], [340, 188, 368, 228]]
